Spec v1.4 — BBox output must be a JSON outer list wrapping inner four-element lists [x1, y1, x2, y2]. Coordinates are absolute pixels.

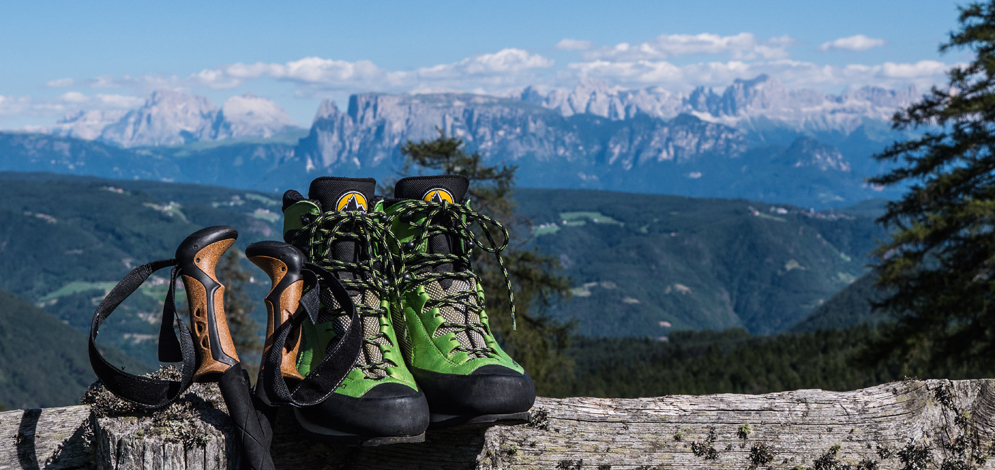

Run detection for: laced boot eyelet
[[300, 215, 312, 224], [466, 240, 475, 249], [402, 242, 415, 251], [402, 273, 413, 281]]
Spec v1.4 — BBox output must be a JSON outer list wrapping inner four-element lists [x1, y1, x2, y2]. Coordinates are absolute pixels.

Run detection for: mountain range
[[0, 74, 920, 209], [50, 90, 302, 147], [512, 75, 917, 135]]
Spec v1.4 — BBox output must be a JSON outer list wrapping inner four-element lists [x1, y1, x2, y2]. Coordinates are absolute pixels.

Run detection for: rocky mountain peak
[[214, 93, 297, 139], [98, 89, 218, 147], [314, 99, 340, 122], [514, 74, 920, 135], [50, 110, 129, 141], [47, 90, 300, 147], [717, 74, 788, 115], [781, 136, 851, 172]]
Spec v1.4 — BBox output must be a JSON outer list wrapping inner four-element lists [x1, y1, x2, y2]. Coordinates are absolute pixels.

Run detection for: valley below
[[0, 172, 892, 406]]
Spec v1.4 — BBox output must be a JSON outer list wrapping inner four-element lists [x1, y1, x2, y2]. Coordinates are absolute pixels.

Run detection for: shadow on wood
[[3, 378, 995, 469]]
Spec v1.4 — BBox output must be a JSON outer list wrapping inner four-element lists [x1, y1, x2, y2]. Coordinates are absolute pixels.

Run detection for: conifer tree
[[396, 130, 575, 394], [866, 1, 995, 371]]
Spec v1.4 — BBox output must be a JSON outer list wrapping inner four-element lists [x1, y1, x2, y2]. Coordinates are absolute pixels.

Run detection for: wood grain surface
[[3, 378, 994, 469]]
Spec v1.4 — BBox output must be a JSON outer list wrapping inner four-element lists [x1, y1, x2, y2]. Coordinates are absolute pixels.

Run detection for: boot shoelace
[[391, 199, 516, 358], [294, 210, 402, 379]]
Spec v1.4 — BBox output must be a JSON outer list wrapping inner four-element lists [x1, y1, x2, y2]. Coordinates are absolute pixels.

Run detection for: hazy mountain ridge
[[50, 90, 301, 147], [0, 74, 918, 209], [511, 74, 918, 135], [298, 93, 748, 174]]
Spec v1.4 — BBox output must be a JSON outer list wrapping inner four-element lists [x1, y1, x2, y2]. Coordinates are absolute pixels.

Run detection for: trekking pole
[[246, 240, 305, 383], [176, 226, 275, 470], [245, 239, 363, 411]]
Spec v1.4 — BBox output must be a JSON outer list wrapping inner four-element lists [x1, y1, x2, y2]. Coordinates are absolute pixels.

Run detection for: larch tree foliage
[[395, 130, 575, 395], [866, 1, 995, 372]]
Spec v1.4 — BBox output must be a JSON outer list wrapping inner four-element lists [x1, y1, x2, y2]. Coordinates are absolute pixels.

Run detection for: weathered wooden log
[[3, 378, 995, 469]]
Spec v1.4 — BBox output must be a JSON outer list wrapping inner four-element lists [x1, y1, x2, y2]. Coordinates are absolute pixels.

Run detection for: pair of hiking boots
[[247, 175, 535, 446]]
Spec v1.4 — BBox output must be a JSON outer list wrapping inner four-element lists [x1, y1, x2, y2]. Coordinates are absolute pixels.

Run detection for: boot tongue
[[307, 177, 376, 282], [394, 175, 471, 283], [308, 176, 375, 213], [393, 175, 468, 204]]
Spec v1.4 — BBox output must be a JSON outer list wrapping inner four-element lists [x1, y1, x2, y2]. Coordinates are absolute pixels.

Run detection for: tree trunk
[[3, 378, 994, 469]]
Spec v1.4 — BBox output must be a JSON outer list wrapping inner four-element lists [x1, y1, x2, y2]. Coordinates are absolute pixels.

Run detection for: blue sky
[[0, 0, 970, 128]]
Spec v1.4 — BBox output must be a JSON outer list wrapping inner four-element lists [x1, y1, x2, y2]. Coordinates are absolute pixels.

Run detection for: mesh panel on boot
[[425, 277, 490, 358], [320, 287, 391, 379], [392, 306, 412, 360]]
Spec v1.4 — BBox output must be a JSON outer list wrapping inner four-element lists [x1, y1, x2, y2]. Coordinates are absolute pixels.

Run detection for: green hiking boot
[[281, 176, 429, 445], [385, 175, 535, 428]]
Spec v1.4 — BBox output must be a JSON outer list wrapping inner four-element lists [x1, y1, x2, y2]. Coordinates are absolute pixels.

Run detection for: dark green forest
[[551, 324, 994, 399], [0, 288, 147, 409]]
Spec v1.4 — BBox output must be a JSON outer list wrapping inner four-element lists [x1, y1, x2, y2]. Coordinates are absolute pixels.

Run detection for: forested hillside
[[554, 325, 991, 398], [0, 173, 887, 369], [0, 172, 280, 364], [0, 288, 147, 408], [517, 188, 886, 335]]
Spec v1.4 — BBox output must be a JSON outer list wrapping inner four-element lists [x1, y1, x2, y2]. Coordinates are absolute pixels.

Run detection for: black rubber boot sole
[[293, 408, 427, 446], [428, 411, 531, 430]]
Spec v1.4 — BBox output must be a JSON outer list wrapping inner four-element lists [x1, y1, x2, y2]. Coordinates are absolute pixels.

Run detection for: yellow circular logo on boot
[[422, 188, 455, 204], [335, 191, 368, 211]]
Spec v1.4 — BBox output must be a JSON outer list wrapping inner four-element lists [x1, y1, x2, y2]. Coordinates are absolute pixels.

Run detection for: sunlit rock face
[[49, 90, 301, 148], [509, 74, 918, 135], [99, 90, 219, 147], [297, 93, 747, 175], [212, 93, 298, 140]]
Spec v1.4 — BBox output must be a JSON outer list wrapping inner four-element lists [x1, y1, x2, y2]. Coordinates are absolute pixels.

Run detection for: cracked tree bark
[[3, 378, 995, 469]]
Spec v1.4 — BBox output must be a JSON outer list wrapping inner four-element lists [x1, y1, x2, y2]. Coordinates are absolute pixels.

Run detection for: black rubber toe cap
[[411, 365, 536, 416], [298, 382, 430, 437]]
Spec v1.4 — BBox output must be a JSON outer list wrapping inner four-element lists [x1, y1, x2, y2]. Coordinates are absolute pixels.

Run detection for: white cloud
[[0, 95, 32, 116], [96, 94, 145, 108], [7, 34, 953, 126], [555, 38, 593, 51], [0, 91, 143, 122], [84, 74, 185, 91], [413, 48, 553, 78], [583, 33, 796, 62], [56, 91, 144, 108], [59, 92, 89, 103], [46, 78, 75, 88], [191, 48, 554, 95], [566, 58, 951, 91], [87, 75, 122, 89], [819, 34, 886, 52]]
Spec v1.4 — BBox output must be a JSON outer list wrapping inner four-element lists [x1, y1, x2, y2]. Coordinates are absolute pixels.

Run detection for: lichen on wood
[[4, 378, 995, 469]]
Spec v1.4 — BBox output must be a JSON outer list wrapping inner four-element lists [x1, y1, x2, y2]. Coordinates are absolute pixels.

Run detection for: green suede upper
[[285, 199, 418, 398], [385, 200, 524, 376]]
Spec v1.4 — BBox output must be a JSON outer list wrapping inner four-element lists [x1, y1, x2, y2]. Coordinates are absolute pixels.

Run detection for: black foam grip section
[[219, 364, 275, 470]]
